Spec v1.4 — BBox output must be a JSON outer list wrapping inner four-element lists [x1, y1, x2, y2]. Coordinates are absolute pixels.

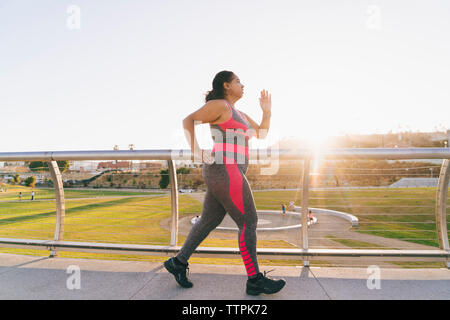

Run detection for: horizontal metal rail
[[0, 238, 448, 259], [1, 148, 450, 161], [0, 148, 449, 268]]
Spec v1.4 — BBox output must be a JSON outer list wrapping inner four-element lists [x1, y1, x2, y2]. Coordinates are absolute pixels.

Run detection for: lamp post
[[129, 144, 134, 172], [447, 130, 450, 147], [113, 145, 119, 165]]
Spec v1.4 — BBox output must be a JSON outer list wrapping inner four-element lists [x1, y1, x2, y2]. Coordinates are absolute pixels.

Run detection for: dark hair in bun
[[205, 70, 235, 102]]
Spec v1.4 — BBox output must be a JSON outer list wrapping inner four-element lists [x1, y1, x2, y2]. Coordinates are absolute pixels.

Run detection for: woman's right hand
[[193, 149, 215, 164], [201, 150, 215, 164]]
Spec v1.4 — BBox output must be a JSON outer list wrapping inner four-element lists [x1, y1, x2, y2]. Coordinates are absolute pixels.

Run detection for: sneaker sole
[[164, 260, 193, 288], [246, 281, 286, 296]]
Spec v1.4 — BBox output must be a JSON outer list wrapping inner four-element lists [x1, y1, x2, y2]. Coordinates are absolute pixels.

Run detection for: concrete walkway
[[0, 253, 449, 300]]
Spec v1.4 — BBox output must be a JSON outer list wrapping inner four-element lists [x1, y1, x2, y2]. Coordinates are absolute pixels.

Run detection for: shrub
[[24, 176, 36, 188]]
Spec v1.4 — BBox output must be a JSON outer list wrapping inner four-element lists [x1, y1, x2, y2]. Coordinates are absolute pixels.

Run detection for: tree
[[29, 161, 70, 173], [29, 161, 46, 172], [24, 176, 36, 188], [159, 169, 170, 189], [176, 168, 191, 174], [192, 179, 204, 190], [11, 174, 20, 185]]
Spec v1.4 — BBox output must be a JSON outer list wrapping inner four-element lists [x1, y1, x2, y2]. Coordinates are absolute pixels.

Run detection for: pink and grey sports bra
[[209, 99, 255, 162]]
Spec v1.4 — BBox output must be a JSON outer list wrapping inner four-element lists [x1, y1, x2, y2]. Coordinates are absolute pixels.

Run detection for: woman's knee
[[246, 210, 258, 228], [244, 217, 258, 232]]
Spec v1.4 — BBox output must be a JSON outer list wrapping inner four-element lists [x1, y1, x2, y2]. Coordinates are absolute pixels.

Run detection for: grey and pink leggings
[[176, 159, 259, 278]]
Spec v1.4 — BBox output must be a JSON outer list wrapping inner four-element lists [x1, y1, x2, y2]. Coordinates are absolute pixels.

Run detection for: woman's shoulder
[[206, 99, 229, 111], [206, 98, 228, 106], [207, 99, 233, 117], [206, 99, 233, 125]]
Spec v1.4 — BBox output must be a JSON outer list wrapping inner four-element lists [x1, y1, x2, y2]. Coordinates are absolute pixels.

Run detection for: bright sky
[[1, 0, 449, 152]]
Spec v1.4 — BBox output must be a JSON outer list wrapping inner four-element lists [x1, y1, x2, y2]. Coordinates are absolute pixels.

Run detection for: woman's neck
[[225, 96, 239, 108]]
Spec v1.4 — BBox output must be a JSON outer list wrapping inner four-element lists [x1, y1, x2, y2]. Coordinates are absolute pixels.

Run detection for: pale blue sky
[[1, 0, 449, 152]]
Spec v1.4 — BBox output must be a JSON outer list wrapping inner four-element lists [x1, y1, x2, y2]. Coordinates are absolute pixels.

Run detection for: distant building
[[4, 161, 25, 167], [69, 161, 99, 172], [132, 161, 164, 171], [430, 132, 448, 142], [384, 142, 411, 148], [97, 161, 131, 171], [175, 161, 198, 168], [2, 176, 13, 183]]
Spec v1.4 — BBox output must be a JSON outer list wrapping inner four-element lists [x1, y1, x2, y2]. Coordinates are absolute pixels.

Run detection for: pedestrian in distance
[[308, 210, 314, 227], [288, 200, 295, 211]]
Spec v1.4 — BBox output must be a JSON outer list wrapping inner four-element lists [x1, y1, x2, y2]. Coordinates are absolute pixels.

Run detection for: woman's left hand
[[259, 89, 272, 114]]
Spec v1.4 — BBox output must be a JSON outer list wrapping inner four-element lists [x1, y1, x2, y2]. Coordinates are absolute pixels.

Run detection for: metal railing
[[0, 148, 449, 268]]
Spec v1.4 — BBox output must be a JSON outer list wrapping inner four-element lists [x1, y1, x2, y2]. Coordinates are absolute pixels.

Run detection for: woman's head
[[205, 70, 244, 102]]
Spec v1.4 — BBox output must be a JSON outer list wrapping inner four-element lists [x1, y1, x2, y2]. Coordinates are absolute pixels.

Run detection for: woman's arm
[[242, 90, 272, 139], [182, 100, 228, 161], [242, 111, 271, 139]]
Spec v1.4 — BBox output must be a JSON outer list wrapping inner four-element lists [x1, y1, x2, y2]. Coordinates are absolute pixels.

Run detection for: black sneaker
[[164, 257, 193, 288], [246, 269, 286, 296]]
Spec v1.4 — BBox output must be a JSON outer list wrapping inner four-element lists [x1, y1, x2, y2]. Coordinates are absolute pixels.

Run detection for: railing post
[[47, 161, 65, 257], [436, 159, 450, 268], [301, 157, 311, 266], [167, 160, 179, 246]]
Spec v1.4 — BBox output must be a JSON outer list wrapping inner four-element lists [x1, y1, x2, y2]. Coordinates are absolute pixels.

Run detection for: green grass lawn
[[0, 185, 162, 201], [254, 188, 449, 248], [0, 184, 448, 268], [325, 235, 395, 249]]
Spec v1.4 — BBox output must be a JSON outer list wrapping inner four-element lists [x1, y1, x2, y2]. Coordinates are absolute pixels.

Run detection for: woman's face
[[224, 75, 244, 99]]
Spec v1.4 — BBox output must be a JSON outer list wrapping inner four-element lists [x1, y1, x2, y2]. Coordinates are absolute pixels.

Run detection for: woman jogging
[[164, 70, 286, 295]]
